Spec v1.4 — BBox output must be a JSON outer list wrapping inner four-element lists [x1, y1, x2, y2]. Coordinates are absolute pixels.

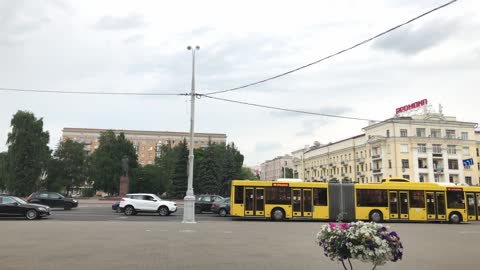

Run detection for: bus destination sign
[[272, 183, 289, 187]]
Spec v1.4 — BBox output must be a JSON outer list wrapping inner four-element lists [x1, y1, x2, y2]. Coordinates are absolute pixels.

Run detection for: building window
[[448, 159, 459, 170], [416, 128, 426, 137], [388, 160, 392, 169], [477, 148, 479, 157], [447, 145, 456, 154], [141, 154, 145, 158], [400, 144, 408, 153], [401, 159, 409, 168], [417, 144, 426, 153], [446, 129, 456, 139], [466, 177, 472, 186], [419, 174, 425, 182], [386, 130, 390, 138], [461, 132, 468, 140], [148, 161, 152, 165], [463, 147, 470, 155], [432, 144, 442, 154], [418, 159, 427, 169], [402, 175, 410, 180], [400, 129, 407, 137], [431, 129, 441, 138]]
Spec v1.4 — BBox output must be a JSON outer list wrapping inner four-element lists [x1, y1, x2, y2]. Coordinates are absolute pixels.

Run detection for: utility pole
[[182, 45, 200, 224]]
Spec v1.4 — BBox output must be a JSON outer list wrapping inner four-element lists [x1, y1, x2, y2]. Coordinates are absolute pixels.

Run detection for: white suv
[[119, 193, 177, 216]]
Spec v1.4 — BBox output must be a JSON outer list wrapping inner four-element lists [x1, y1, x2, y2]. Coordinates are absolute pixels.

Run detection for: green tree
[[238, 167, 257, 180], [218, 143, 244, 197], [0, 152, 8, 191], [46, 139, 88, 194], [130, 165, 167, 194], [156, 142, 178, 195], [90, 131, 138, 195], [171, 139, 188, 198], [6, 111, 50, 196], [196, 142, 221, 194]]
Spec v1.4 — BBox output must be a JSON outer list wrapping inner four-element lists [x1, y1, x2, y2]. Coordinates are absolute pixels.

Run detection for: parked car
[[195, 194, 224, 214], [0, 195, 50, 220], [27, 192, 78, 210], [119, 193, 177, 216], [211, 197, 230, 217], [112, 201, 120, 212]]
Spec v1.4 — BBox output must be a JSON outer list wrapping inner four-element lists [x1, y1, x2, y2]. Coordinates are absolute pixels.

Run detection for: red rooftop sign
[[396, 99, 428, 115]]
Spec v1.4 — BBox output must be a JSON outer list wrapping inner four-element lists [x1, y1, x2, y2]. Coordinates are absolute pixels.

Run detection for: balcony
[[372, 154, 381, 160], [434, 168, 444, 174], [341, 173, 347, 177], [372, 169, 382, 174], [432, 153, 443, 158], [356, 158, 365, 163], [341, 161, 348, 166]]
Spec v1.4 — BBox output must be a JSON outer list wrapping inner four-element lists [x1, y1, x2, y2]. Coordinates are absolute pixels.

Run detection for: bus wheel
[[449, 212, 462, 224], [369, 210, 383, 223], [271, 208, 285, 221]]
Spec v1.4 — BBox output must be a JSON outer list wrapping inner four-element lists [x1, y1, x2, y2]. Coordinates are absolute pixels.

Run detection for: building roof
[[303, 134, 365, 154], [62, 127, 227, 138], [363, 114, 478, 130]]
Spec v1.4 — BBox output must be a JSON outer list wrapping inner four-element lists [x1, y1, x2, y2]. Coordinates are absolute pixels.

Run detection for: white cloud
[[1, 0, 479, 167]]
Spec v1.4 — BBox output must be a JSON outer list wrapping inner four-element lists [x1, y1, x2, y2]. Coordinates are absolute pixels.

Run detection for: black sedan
[[211, 197, 230, 217], [27, 192, 78, 210], [0, 195, 51, 220]]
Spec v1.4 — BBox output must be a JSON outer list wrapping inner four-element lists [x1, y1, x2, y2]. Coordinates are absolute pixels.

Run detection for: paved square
[[0, 220, 478, 270]]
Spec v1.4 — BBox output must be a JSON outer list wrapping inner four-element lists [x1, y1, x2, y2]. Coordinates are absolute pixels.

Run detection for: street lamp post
[[182, 45, 200, 224]]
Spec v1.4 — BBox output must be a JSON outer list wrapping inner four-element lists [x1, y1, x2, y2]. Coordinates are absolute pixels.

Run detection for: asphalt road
[[0, 203, 227, 222], [1, 217, 480, 270]]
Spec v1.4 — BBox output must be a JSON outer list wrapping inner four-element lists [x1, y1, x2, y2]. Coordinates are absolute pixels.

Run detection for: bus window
[[356, 189, 388, 207], [409, 190, 425, 208], [265, 187, 291, 204], [313, 188, 328, 206], [234, 186, 244, 204], [447, 191, 465, 209]]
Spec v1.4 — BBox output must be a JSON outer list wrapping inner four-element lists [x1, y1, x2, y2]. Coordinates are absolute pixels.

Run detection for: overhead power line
[[200, 94, 379, 122], [0, 87, 187, 96], [204, 0, 458, 96]]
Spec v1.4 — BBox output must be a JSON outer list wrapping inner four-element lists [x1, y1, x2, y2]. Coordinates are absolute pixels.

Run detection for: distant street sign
[[463, 158, 474, 167]]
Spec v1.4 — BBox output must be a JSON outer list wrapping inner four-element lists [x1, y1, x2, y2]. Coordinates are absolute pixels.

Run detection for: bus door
[[436, 192, 447, 220], [245, 188, 254, 216], [466, 193, 478, 221], [477, 193, 480, 221], [292, 189, 302, 217], [389, 191, 399, 219], [255, 188, 265, 216], [426, 192, 436, 220], [303, 189, 313, 217], [399, 191, 409, 219]]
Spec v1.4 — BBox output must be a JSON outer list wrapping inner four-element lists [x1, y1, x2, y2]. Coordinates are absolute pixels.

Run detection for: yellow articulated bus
[[230, 178, 480, 223]]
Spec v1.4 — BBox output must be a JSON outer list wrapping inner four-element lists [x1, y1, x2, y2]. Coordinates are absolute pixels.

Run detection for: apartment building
[[62, 128, 227, 166], [292, 112, 480, 185], [260, 155, 294, 180]]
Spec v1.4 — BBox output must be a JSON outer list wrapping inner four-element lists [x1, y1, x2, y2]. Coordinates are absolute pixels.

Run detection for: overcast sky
[[1, 0, 479, 166]]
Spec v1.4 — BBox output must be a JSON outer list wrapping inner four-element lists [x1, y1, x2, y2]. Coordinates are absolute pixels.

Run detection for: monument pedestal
[[119, 176, 129, 197]]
